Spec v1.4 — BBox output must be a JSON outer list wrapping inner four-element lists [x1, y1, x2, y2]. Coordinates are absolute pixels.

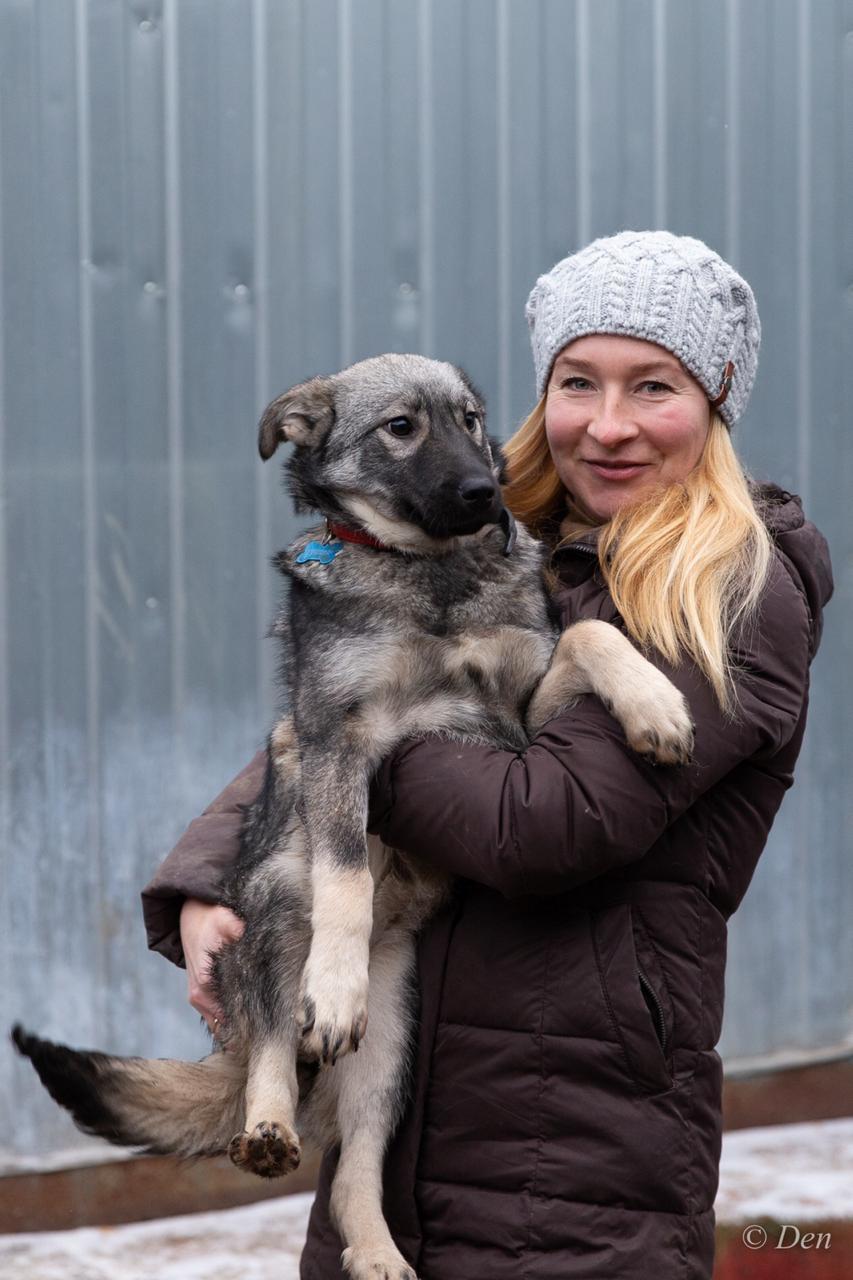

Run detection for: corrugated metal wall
[[1, 0, 850, 1167]]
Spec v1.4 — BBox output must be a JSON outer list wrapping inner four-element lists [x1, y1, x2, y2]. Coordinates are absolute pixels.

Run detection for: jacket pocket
[[591, 902, 675, 1094]]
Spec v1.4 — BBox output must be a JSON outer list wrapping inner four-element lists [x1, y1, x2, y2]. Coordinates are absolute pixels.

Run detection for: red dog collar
[[326, 521, 394, 552]]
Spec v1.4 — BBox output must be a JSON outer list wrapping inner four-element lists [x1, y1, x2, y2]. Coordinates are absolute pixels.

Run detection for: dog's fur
[[14, 354, 693, 1280]]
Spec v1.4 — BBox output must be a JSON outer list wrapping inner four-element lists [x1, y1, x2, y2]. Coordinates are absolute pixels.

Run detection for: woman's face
[[544, 334, 712, 522]]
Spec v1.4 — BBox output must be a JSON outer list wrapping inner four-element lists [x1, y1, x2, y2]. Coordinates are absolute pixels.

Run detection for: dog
[[14, 354, 693, 1280]]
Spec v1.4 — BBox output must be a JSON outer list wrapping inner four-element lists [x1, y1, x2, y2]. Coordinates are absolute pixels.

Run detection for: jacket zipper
[[637, 964, 668, 1056], [562, 542, 598, 555]]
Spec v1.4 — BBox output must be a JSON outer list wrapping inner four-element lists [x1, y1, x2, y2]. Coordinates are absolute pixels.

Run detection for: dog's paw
[[297, 967, 369, 1066], [228, 1121, 301, 1179], [341, 1244, 418, 1280], [612, 667, 694, 766]]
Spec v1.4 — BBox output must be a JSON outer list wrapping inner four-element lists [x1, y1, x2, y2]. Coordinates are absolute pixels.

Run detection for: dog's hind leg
[[218, 844, 312, 1180], [228, 1034, 302, 1178], [330, 928, 419, 1280]]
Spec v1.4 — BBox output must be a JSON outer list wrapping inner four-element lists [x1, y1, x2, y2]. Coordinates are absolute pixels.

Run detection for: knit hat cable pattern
[[525, 230, 761, 428]]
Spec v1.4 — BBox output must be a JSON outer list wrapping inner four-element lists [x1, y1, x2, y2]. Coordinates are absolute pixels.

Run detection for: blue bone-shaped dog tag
[[295, 538, 344, 565]]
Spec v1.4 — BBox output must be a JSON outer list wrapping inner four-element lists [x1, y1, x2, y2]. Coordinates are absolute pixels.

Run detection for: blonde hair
[[502, 400, 773, 713]]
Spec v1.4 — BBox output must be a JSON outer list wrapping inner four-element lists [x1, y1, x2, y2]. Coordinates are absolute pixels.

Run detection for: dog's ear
[[487, 434, 509, 484], [258, 376, 335, 460]]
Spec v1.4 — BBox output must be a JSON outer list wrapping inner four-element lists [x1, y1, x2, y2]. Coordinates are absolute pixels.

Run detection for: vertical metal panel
[[721, 0, 853, 1065], [426, 0, 500, 403], [718, 0, 808, 1062], [806, 0, 853, 1053], [2, 0, 105, 1162], [0, 0, 850, 1166]]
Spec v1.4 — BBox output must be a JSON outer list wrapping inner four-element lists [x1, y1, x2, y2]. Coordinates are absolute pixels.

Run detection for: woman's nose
[[587, 399, 640, 445]]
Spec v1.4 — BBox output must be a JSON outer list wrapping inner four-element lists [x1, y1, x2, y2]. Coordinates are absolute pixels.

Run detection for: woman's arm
[[371, 556, 814, 897], [141, 749, 267, 966]]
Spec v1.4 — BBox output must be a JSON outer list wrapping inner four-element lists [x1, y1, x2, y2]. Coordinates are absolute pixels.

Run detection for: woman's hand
[[179, 899, 245, 1038]]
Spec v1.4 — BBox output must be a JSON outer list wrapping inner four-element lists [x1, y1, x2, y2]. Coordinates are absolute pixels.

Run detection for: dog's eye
[[386, 417, 414, 437], [464, 411, 479, 432]]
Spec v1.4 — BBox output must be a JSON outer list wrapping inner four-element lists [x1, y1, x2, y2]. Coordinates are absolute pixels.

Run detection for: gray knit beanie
[[525, 230, 760, 428]]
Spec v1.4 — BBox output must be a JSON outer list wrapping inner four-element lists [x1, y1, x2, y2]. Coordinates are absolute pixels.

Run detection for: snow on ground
[[715, 1116, 853, 1223], [0, 1192, 313, 1280], [1, 1118, 851, 1278]]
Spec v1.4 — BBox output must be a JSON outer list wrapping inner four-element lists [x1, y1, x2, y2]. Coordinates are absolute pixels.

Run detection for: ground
[[2, 1118, 851, 1279], [0, 1193, 312, 1280]]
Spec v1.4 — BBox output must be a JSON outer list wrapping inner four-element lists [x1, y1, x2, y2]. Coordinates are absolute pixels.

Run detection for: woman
[[142, 231, 833, 1279]]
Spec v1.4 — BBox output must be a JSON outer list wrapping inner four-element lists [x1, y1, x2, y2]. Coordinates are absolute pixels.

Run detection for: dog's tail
[[11, 1024, 247, 1159]]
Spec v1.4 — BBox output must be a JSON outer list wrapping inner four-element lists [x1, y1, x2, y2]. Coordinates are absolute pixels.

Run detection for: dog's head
[[259, 354, 514, 553]]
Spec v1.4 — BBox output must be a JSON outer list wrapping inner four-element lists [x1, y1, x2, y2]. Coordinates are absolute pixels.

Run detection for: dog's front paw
[[297, 964, 369, 1066], [341, 1244, 418, 1280], [228, 1120, 301, 1179], [612, 667, 694, 765]]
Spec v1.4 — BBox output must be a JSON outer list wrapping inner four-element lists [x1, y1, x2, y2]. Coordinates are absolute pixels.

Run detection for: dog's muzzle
[[499, 507, 517, 556]]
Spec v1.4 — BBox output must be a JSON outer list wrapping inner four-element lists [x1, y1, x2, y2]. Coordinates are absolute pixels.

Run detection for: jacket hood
[[754, 483, 834, 658]]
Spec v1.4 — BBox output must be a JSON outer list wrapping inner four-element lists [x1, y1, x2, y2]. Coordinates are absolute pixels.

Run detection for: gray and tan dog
[[14, 354, 693, 1280]]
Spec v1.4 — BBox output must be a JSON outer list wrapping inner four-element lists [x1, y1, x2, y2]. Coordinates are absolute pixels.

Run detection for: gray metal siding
[[1, 0, 850, 1166]]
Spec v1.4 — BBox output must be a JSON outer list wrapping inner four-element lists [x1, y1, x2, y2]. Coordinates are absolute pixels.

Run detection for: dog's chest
[[283, 530, 555, 734], [407, 564, 541, 635]]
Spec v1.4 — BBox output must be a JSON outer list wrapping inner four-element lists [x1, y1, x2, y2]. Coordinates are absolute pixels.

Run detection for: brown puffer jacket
[[142, 488, 832, 1280]]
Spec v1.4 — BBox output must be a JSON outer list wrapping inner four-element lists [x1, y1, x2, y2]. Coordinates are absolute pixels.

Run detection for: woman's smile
[[583, 459, 652, 481]]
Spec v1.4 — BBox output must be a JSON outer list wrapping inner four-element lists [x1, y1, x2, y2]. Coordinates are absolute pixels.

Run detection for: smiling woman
[[545, 335, 712, 519], [503, 237, 776, 711], [504, 335, 774, 709]]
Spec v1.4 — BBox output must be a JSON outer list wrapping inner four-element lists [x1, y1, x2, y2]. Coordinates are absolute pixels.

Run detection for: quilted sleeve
[[140, 749, 267, 966]]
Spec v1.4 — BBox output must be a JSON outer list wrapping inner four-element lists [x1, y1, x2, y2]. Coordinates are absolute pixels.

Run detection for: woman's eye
[[386, 416, 414, 437], [561, 376, 592, 390], [464, 411, 479, 432], [640, 381, 672, 393]]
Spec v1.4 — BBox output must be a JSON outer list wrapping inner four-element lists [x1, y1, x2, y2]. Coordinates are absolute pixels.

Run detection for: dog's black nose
[[458, 478, 498, 508]]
